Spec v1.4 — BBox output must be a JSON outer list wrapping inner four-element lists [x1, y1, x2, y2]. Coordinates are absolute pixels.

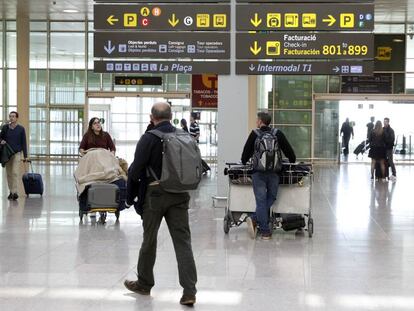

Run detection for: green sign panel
[[94, 4, 230, 31], [236, 3, 374, 31], [236, 32, 374, 59]]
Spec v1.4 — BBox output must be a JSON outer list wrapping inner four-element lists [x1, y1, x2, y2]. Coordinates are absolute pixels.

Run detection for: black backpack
[[252, 128, 282, 173]]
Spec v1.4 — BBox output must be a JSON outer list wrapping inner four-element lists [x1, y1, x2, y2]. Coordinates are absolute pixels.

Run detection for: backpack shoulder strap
[[148, 129, 165, 140], [253, 129, 263, 138]]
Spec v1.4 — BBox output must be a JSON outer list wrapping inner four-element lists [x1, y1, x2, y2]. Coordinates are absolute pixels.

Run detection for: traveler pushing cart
[[223, 162, 314, 237]]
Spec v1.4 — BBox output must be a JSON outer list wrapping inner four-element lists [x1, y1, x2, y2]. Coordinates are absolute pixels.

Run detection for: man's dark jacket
[[384, 126, 395, 150], [127, 121, 175, 215], [241, 126, 296, 165]]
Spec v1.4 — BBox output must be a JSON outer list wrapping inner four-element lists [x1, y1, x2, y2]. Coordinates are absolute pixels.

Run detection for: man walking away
[[0, 111, 28, 200], [124, 102, 198, 306], [384, 117, 396, 180], [340, 118, 354, 156], [367, 116, 375, 139], [241, 112, 296, 240]]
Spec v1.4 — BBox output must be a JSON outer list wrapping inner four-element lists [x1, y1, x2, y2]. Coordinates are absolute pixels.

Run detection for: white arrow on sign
[[332, 66, 340, 73], [249, 64, 256, 71], [104, 41, 116, 54]]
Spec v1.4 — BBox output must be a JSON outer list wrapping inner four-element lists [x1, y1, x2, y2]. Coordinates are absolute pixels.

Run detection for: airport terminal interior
[[2, 0, 414, 310]]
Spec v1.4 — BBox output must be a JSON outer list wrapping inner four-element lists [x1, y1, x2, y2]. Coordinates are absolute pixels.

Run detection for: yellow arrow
[[250, 13, 262, 27], [107, 15, 119, 26], [322, 15, 336, 27], [168, 14, 179, 27], [250, 41, 261, 55]]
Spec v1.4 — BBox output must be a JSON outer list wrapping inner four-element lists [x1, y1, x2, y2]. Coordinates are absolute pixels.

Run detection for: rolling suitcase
[[354, 140, 369, 156], [22, 160, 44, 197], [79, 183, 121, 222]]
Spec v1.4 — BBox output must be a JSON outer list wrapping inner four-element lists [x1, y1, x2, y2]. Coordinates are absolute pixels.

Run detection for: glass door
[[313, 100, 340, 162]]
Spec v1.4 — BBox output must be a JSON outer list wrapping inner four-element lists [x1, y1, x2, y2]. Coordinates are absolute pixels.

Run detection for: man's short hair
[[384, 117, 390, 122], [9, 111, 19, 118], [257, 112, 271, 126], [151, 102, 172, 120]]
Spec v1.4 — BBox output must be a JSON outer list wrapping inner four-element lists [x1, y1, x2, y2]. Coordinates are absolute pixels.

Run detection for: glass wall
[[0, 20, 191, 159]]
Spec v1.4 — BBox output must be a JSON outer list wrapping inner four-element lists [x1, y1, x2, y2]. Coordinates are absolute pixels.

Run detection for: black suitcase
[[22, 161, 44, 197], [201, 159, 211, 174], [354, 140, 369, 156]]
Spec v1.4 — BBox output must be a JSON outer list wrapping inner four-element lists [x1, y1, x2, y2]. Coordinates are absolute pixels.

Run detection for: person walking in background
[[180, 118, 189, 133], [189, 114, 200, 143], [368, 120, 387, 181], [79, 117, 116, 156], [366, 116, 375, 139], [383, 117, 396, 180], [340, 118, 354, 156], [0, 111, 28, 200]]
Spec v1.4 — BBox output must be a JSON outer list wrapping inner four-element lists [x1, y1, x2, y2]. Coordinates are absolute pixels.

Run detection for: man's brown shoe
[[124, 280, 150, 295], [180, 294, 196, 306]]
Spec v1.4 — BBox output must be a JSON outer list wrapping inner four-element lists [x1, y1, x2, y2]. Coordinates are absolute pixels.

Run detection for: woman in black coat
[[368, 120, 386, 180]]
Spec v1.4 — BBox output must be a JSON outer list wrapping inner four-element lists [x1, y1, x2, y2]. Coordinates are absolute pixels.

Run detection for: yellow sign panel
[[213, 14, 226, 28], [302, 13, 316, 28], [124, 14, 137, 27], [140, 7, 150, 17], [267, 13, 281, 28], [376, 46, 392, 61], [197, 14, 210, 27], [266, 41, 281, 56], [340, 13, 354, 28], [285, 14, 298, 28]]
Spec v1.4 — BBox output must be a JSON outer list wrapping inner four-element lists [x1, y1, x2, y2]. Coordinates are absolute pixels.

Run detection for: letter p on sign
[[124, 14, 137, 27], [340, 14, 354, 28]]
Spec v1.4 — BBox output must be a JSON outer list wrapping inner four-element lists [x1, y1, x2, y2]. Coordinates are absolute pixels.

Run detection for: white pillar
[[216, 0, 251, 197], [17, 1, 30, 152]]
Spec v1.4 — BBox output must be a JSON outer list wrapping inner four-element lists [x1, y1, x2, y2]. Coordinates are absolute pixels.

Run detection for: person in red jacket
[[79, 117, 115, 156]]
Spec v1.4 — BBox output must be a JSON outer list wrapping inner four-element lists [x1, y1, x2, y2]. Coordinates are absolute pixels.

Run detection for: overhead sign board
[[236, 0, 372, 2], [236, 3, 374, 31], [236, 32, 374, 59], [341, 74, 393, 94], [95, 0, 230, 2], [94, 32, 230, 59], [114, 76, 162, 85], [94, 61, 230, 74], [94, 4, 230, 31], [236, 60, 374, 75]]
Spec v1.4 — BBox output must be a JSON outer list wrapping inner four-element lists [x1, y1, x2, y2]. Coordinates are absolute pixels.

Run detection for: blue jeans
[[251, 172, 280, 234]]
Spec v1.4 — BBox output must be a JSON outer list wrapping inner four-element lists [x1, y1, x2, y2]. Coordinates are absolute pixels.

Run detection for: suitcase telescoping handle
[[23, 159, 34, 174]]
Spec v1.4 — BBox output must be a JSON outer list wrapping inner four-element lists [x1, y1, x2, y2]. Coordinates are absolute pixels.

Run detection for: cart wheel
[[99, 212, 107, 224], [308, 218, 314, 238], [223, 216, 230, 234], [115, 211, 120, 220]]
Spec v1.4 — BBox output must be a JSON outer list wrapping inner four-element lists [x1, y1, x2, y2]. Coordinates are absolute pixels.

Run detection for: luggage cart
[[223, 163, 255, 234], [271, 163, 314, 237]]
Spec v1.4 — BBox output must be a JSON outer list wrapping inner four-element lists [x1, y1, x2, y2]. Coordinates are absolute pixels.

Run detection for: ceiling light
[[393, 38, 404, 42], [63, 9, 79, 13]]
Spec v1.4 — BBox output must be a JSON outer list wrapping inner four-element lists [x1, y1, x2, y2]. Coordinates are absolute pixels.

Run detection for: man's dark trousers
[[137, 184, 197, 296]]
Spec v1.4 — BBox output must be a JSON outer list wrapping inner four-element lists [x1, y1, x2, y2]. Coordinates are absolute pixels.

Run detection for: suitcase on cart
[[78, 180, 126, 222], [22, 160, 44, 197]]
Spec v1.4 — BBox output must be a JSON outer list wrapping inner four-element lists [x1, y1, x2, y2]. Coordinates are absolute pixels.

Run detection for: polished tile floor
[[1, 163, 414, 311]]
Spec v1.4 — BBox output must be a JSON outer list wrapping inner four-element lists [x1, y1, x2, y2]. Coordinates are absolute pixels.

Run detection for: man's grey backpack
[[149, 128, 203, 193], [252, 128, 282, 173]]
